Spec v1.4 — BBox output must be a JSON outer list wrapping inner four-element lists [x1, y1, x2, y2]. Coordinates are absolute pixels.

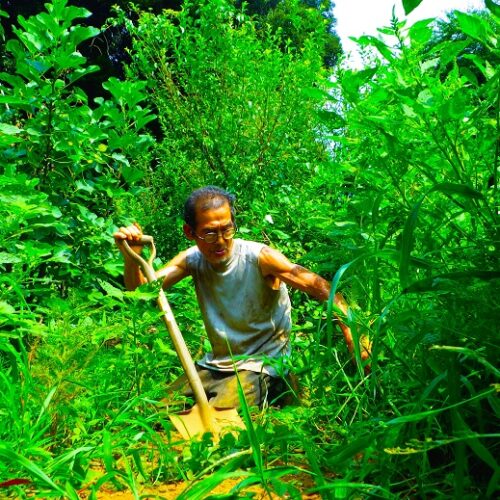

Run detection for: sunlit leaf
[[402, 0, 424, 15], [0, 301, 16, 314], [0, 123, 22, 135], [409, 18, 433, 45], [0, 252, 22, 264], [455, 11, 496, 47], [485, 0, 500, 17], [98, 279, 124, 300], [355, 35, 394, 61]]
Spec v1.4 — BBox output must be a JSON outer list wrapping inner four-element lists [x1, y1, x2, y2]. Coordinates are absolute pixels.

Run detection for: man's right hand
[[114, 222, 144, 257]]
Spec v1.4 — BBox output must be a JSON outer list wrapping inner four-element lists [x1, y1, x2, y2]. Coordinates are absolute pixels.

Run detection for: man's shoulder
[[237, 239, 266, 257], [185, 244, 199, 256], [185, 244, 201, 263]]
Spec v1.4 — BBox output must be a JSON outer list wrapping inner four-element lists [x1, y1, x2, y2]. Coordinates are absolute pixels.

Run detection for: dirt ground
[[78, 473, 322, 499], [74, 437, 322, 500]]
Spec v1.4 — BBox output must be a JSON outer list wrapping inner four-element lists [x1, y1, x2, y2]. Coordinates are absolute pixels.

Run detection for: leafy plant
[[114, 0, 331, 258], [304, 5, 500, 496], [0, 0, 155, 291]]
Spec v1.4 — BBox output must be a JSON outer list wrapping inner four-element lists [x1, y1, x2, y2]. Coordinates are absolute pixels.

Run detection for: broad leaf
[[402, 0, 424, 15]]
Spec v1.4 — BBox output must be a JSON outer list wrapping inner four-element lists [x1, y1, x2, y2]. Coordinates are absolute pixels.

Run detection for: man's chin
[[208, 250, 230, 265]]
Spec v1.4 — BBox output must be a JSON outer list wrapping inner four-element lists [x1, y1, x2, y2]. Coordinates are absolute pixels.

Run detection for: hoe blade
[[169, 404, 244, 440]]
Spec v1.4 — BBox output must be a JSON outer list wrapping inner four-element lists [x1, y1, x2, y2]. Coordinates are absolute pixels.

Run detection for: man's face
[[184, 202, 235, 266]]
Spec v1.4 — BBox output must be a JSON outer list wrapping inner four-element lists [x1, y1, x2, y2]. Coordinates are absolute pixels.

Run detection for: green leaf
[[68, 26, 100, 46], [317, 109, 345, 128], [326, 434, 374, 467], [272, 229, 290, 240], [409, 18, 433, 45], [402, 103, 418, 118], [0, 123, 22, 135], [462, 53, 492, 79], [76, 180, 95, 193], [431, 182, 484, 200], [430, 345, 500, 378], [121, 165, 145, 184], [310, 481, 393, 497], [54, 53, 87, 70], [399, 183, 484, 288], [101, 429, 122, 490], [402, 0, 424, 15], [0, 444, 66, 495], [455, 11, 496, 47], [125, 284, 160, 301], [103, 260, 123, 277], [68, 65, 100, 83], [301, 86, 329, 101], [112, 153, 129, 166], [439, 40, 470, 67], [356, 35, 394, 61], [236, 372, 263, 472], [457, 412, 498, 472], [154, 338, 177, 357], [0, 252, 23, 264], [0, 301, 16, 314], [485, 0, 500, 17], [178, 467, 249, 500], [385, 387, 496, 425], [399, 202, 422, 289], [102, 77, 149, 108], [0, 135, 24, 148], [441, 91, 468, 120], [36, 386, 58, 426], [98, 279, 124, 300], [417, 89, 434, 107], [46, 0, 92, 23], [404, 271, 500, 295], [460, 66, 479, 87]]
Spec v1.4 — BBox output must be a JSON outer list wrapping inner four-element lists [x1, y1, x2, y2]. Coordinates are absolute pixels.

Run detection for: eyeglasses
[[194, 225, 237, 244]]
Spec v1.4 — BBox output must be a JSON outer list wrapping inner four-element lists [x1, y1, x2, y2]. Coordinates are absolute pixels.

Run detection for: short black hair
[[183, 186, 236, 229]]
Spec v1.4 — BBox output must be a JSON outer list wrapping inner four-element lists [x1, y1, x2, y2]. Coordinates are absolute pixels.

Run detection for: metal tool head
[[170, 404, 244, 441]]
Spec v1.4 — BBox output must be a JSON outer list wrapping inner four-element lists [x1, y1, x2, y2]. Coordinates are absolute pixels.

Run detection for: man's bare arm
[[259, 246, 337, 302], [258, 246, 361, 357], [114, 223, 148, 290], [114, 223, 190, 290], [156, 250, 190, 289]]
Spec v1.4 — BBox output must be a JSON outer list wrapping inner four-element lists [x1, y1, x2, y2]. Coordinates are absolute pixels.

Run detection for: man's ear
[[183, 224, 195, 240]]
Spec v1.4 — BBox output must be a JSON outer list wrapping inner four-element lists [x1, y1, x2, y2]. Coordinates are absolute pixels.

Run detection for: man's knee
[[163, 368, 301, 410], [268, 372, 301, 407]]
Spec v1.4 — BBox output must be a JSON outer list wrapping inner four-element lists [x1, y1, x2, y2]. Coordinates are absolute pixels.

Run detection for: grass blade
[[0, 444, 66, 495]]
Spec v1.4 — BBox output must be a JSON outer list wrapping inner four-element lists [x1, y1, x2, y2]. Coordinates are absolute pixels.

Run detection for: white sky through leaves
[[334, 0, 487, 67]]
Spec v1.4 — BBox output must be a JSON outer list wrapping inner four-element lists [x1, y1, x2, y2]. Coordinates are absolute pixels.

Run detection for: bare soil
[[78, 472, 321, 499]]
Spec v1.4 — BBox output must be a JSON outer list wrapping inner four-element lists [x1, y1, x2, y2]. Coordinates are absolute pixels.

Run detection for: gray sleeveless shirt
[[185, 239, 291, 377]]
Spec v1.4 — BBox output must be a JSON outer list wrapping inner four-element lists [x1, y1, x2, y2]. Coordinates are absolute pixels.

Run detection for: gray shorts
[[166, 365, 287, 409]]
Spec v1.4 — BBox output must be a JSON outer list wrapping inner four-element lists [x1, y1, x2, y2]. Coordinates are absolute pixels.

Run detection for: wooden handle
[[157, 289, 215, 431], [135, 235, 154, 245], [121, 235, 156, 270], [120, 234, 214, 430]]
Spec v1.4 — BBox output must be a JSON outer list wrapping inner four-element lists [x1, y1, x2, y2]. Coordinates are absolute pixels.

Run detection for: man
[[114, 186, 368, 409]]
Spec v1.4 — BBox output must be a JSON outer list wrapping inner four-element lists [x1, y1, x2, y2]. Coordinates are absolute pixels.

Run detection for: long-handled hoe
[[121, 236, 244, 440]]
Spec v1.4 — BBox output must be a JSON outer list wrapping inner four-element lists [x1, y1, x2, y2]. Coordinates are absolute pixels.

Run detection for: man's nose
[[215, 230, 225, 243]]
